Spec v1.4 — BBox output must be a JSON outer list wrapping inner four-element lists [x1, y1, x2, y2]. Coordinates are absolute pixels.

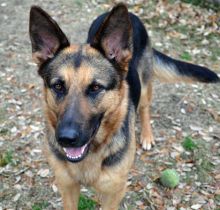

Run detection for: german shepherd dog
[[29, 3, 219, 210]]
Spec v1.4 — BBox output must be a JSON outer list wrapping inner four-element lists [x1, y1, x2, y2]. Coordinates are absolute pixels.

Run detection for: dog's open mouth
[[63, 143, 89, 162], [62, 116, 102, 163]]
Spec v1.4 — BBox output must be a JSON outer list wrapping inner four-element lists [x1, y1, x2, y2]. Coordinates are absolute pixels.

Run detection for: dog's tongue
[[64, 144, 88, 159]]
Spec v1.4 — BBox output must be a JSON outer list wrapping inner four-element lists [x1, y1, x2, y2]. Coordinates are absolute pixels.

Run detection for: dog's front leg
[[50, 160, 80, 210], [46, 152, 80, 210], [98, 180, 127, 210], [56, 176, 80, 210]]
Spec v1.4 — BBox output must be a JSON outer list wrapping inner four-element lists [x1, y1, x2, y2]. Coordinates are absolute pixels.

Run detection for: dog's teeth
[[66, 154, 82, 160], [81, 143, 88, 154]]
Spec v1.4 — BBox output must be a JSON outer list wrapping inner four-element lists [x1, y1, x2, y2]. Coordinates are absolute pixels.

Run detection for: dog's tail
[[153, 49, 220, 83]]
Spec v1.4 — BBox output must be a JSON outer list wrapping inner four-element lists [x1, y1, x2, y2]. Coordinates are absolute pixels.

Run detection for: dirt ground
[[0, 0, 220, 209]]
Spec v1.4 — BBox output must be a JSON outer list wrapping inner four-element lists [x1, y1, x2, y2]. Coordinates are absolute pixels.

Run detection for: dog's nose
[[57, 128, 80, 147]]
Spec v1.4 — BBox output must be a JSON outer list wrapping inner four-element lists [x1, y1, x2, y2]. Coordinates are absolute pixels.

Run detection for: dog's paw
[[140, 135, 155, 151]]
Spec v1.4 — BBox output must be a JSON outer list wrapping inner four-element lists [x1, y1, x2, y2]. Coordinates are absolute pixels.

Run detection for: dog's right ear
[[29, 6, 70, 66]]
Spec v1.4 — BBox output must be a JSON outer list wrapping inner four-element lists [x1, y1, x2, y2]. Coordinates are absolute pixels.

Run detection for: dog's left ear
[[91, 4, 132, 72], [29, 6, 70, 66]]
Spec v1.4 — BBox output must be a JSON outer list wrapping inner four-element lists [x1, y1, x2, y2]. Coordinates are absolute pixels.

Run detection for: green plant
[[0, 150, 13, 167], [32, 201, 49, 210], [181, 137, 215, 183], [182, 136, 197, 151], [180, 0, 220, 11], [180, 51, 192, 61], [193, 141, 214, 182], [0, 128, 9, 135], [78, 194, 97, 210], [0, 107, 7, 123]]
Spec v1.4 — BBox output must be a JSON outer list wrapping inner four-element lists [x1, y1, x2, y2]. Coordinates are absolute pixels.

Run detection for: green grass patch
[[182, 136, 197, 151], [172, 24, 189, 34], [0, 150, 13, 167], [207, 33, 220, 40], [181, 137, 215, 183], [73, 0, 83, 7], [32, 201, 49, 210], [0, 107, 7, 123], [211, 47, 220, 62], [193, 140, 214, 182], [0, 128, 10, 135], [215, 194, 220, 205], [180, 0, 220, 12], [180, 51, 192, 61], [78, 194, 97, 210]]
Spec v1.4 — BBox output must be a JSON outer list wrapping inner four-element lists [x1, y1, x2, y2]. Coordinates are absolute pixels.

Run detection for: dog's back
[[87, 9, 219, 150]]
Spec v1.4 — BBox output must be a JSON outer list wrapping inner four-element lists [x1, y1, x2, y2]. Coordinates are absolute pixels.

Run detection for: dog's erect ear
[[91, 4, 132, 71], [29, 6, 70, 65]]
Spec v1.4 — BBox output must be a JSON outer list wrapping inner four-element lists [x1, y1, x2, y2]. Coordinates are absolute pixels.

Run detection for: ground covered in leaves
[[0, 0, 220, 209]]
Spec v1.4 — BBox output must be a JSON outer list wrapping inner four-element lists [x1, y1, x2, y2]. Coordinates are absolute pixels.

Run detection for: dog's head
[[29, 4, 132, 162]]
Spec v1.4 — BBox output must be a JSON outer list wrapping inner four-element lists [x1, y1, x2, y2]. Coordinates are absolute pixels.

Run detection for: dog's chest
[[69, 154, 102, 185]]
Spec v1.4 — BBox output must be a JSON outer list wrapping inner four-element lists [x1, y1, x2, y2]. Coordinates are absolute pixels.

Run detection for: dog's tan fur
[[40, 44, 135, 209]]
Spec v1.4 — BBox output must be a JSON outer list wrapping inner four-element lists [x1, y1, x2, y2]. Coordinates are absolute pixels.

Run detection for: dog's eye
[[90, 84, 101, 92], [87, 83, 104, 95], [54, 84, 62, 91], [52, 82, 66, 95]]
